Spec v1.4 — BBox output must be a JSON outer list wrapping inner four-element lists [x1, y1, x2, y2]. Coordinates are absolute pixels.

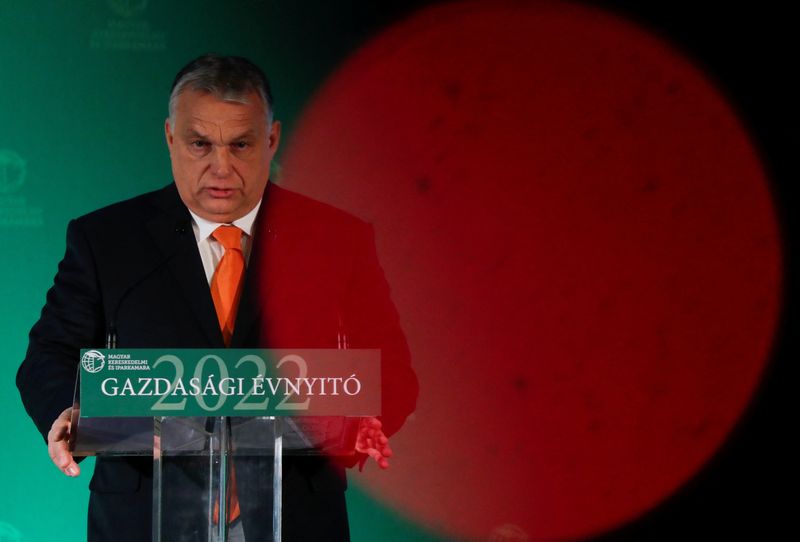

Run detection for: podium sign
[[79, 348, 380, 417], [73, 348, 380, 541]]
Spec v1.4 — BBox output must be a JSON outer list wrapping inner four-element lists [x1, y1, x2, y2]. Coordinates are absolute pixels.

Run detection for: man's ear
[[165, 118, 174, 148], [268, 120, 282, 152]]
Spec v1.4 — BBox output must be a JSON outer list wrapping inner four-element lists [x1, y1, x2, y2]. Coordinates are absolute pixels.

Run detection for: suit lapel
[[230, 197, 273, 347], [145, 186, 224, 347], [230, 258, 261, 347]]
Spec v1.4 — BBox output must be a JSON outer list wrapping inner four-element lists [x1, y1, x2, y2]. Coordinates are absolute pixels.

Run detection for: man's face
[[165, 89, 281, 223]]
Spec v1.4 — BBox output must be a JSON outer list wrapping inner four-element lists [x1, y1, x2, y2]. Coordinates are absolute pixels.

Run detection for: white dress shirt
[[188, 201, 261, 284]]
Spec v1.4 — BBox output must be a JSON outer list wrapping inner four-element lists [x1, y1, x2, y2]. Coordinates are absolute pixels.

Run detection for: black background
[[589, 3, 797, 540]]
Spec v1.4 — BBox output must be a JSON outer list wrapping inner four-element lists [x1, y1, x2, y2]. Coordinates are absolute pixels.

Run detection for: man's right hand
[[48, 407, 80, 477]]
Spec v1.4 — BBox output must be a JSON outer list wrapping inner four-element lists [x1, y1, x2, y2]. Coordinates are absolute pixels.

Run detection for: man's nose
[[210, 145, 232, 177]]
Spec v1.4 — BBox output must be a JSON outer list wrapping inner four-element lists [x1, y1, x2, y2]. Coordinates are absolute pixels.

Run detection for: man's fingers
[[47, 425, 64, 444], [47, 408, 79, 477], [48, 436, 79, 474], [366, 448, 390, 469], [356, 418, 391, 469], [361, 439, 392, 467], [49, 442, 80, 476], [47, 419, 69, 453]]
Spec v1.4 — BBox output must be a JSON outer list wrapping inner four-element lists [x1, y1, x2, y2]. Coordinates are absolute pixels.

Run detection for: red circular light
[[280, 2, 782, 539]]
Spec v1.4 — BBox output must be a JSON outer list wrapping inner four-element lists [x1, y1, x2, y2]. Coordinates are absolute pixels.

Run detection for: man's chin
[[191, 201, 247, 223]]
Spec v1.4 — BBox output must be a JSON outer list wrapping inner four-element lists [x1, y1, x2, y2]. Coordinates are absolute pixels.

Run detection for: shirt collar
[[188, 200, 262, 242]]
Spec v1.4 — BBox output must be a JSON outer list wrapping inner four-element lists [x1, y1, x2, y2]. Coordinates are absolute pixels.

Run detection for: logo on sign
[[81, 350, 106, 373]]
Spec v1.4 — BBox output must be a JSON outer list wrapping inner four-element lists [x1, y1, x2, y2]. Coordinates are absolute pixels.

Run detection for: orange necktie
[[210, 225, 245, 347], [210, 225, 244, 524]]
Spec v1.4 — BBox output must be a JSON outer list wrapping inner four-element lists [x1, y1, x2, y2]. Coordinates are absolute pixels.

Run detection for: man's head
[[165, 54, 281, 223]]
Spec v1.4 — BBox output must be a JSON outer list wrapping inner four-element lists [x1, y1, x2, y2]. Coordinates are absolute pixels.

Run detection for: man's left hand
[[355, 417, 392, 469]]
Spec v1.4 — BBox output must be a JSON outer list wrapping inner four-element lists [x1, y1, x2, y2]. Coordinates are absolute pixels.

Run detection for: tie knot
[[212, 225, 242, 251]]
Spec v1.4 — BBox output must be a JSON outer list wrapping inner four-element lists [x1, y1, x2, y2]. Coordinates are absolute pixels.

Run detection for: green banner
[[79, 349, 380, 418]]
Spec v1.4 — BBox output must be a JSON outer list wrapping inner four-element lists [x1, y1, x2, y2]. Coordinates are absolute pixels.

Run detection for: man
[[17, 54, 418, 541]]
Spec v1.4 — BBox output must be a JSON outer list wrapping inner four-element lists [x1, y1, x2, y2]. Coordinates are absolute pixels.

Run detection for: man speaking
[[17, 54, 418, 541]]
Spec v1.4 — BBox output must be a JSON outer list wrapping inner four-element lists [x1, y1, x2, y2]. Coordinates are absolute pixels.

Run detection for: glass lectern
[[70, 347, 376, 542]]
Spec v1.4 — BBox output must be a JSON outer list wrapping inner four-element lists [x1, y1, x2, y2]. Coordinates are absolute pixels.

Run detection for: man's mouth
[[206, 187, 235, 198]]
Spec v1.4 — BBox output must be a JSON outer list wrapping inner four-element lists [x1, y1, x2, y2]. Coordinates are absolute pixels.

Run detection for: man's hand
[[355, 417, 392, 469], [48, 407, 80, 477]]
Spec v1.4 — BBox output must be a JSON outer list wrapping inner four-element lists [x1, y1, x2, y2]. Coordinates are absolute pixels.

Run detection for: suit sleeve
[[17, 219, 105, 442], [344, 223, 418, 438]]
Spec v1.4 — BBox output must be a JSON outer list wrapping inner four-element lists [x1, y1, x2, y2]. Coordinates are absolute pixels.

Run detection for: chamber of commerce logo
[[0, 521, 21, 542], [82, 350, 106, 373], [107, 0, 148, 18], [92, 0, 164, 51], [0, 148, 41, 227], [0, 149, 26, 195]]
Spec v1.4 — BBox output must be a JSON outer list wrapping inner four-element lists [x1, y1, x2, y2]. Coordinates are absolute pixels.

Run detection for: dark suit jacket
[[17, 182, 418, 541]]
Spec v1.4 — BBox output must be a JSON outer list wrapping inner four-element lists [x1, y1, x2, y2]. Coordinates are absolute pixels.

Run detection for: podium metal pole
[[217, 416, 229, 542], [153, 417, 163, 542], [273, 417, 282, 542]]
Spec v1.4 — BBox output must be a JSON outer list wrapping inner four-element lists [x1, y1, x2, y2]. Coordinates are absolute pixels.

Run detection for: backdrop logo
[[91, 0, 165, 51], [82, 350, 106, 373], [0, 149, 26, 195], [0, 149, 42, 228], [107, 0, 148, 18], [0, 522, 21, 542]]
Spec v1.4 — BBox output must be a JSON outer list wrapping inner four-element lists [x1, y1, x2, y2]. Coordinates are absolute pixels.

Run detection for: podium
[[70, 348, 379, 541]]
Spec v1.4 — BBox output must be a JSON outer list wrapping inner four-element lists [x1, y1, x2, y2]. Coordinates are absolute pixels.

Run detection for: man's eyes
[[187, 140, 251, 151]]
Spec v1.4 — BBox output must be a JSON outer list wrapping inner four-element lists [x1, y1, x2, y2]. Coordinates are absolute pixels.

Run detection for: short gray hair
[[168, 53, 274, 127]]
